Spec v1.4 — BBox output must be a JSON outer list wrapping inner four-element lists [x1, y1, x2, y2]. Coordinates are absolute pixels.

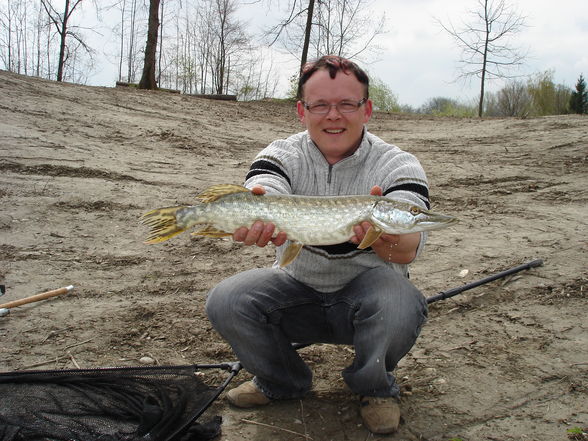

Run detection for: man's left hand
[[350, 186, 421, 264]]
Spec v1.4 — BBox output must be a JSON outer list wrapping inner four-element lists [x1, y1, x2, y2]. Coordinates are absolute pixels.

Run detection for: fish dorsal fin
[[196, 184, 249, 203]]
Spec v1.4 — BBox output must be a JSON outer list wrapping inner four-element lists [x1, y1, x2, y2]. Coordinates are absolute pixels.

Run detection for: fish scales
[[188, 192, 373, 245]]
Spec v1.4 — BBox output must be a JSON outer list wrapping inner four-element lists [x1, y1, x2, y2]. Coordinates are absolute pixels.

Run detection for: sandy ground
[[0, 69, 586, 441]]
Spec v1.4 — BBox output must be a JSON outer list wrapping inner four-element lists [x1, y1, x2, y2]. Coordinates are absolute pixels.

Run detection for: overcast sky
[[86, 0, 588, 108]]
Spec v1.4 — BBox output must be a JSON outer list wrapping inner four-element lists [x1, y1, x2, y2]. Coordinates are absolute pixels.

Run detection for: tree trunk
[[127, 0, 137, 82], [299, 0, 315, 73], [56, 0, 70, 82], [478, 0, 490, 117], [157, 0, 165, 85], [118, 0, 126, 81], [139, 0, 161, 90]]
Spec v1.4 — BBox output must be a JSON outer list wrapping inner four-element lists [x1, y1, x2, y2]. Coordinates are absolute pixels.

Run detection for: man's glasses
[[302, 98, 367, 115]]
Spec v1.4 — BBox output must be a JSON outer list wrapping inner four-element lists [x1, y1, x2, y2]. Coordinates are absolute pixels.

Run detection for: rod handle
[[0, 285, 74, 309]]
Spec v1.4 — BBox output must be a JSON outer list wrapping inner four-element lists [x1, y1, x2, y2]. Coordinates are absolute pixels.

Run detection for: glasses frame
[[302, 98, 368, 115]]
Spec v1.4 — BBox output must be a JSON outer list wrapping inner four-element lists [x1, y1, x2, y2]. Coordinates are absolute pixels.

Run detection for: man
[[205, 55, 429, 434]]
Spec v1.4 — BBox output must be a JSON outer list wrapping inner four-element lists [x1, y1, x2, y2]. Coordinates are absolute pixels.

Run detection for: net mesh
[[0, 363, 233, 441]]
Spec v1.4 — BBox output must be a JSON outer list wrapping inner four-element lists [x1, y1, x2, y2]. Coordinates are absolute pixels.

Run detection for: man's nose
[[326, 104, 342, 118]]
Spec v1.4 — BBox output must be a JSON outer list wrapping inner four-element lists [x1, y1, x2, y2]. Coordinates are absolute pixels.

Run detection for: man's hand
[[350, 186, 421, 264], [232, 185, 288, 247]]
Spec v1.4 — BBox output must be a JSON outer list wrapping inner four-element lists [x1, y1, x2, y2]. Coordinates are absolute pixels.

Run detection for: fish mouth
[[415, 211, 459, 230]]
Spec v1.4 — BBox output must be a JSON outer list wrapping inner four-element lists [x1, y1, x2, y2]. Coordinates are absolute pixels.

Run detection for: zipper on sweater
[[327, 165, 333, 184]]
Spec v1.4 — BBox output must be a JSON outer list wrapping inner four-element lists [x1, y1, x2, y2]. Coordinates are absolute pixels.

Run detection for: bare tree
[[233, 48, 280, 99], [126, 0, 141, 82], [485, 79, 531, 117], [100, 0, 143, 83], [264, 0, 384, 73], [263, 0, 312, 72], [120, 0, 279, 97], [116, 0, 127, 81], [1, 0, 19, 73], [496, 80, 531, 117], [139, 0, 160, 89], [1, 0, 39, 75], [437, 0, 527, 117], [217, 0, 248, 94], [300, 0, 315, 71], [195, 0, 248, 95], [40, 0, 91, 82], [313, 0, 384, 59]]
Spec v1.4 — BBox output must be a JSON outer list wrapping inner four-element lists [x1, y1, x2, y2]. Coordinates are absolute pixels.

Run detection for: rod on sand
[[426, 259, 543, 304], [0, 285, 74, 316]]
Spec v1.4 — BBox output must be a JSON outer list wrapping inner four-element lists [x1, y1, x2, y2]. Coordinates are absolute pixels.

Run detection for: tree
[[41, 0, 90, 82], [139, 0, 160, 89], [437, 0, 527, 117], [111, 0, 143, 83], [485, 79, 531, 117], [0, 0, 28, 74], [569, 74, 587, 114], [369, 76, 400, 112], [527, 70, 571, 116], [264, 0, 384, 73], [263, 0, 314, 73], [211, 0, 245, 94], [300, 0, 314, 71], [419, 97, 476, 117]]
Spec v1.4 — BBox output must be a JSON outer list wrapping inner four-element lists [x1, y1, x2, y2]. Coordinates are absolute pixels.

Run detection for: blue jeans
[[205, 266, 427, 399]]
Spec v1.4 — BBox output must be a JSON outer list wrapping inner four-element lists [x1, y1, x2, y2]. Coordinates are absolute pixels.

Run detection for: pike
[[140, 184, 458, 267]]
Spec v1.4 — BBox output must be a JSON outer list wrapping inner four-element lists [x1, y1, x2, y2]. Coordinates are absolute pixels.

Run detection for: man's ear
[[363, 99, 373, 122], [296, 100, 306, 123]]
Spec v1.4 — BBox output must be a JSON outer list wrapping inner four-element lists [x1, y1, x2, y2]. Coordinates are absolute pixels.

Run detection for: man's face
[[297, 68, 372, 165]]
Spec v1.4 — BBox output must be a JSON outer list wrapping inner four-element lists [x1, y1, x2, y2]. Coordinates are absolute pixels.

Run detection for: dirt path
[[0, 70, 586, 440]]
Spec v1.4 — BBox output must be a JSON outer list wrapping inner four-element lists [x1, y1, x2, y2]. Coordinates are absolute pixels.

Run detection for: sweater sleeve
[[366, 134, 431, 260], [364, 133, 430, 209], [244, 136, 301, 195], [380, 151, 430, 209]]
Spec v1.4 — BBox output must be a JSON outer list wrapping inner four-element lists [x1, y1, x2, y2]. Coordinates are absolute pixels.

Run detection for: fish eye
[[409, 206, 421, 215]]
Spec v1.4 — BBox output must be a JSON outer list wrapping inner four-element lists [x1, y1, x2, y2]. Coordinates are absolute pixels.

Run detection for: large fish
[[140, 184, 458, 266]]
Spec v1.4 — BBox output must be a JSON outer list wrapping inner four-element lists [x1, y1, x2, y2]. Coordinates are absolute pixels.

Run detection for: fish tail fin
[[140, 206, 189, 244]]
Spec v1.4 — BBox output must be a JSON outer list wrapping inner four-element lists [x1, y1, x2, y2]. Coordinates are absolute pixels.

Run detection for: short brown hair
[[297, 55, 370, 99]]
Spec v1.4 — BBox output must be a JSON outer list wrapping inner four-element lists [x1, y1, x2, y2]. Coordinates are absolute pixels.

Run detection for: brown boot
[[226, 381, 271, 408], [359, 396, 401, 434]]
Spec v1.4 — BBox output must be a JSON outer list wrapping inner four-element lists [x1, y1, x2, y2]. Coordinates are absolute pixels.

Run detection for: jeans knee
[[206, 280, 263, 336], [205, 282, 236, 330]]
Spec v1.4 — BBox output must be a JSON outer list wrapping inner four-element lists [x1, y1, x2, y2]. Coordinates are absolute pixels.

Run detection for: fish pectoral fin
[[196, 184, 249, 203], [191, 225, 232, 238], [279, 242, 304, 267], [357, 226, 382, 249]]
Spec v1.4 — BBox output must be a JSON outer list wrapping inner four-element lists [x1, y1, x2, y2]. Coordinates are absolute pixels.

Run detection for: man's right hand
[[232, 185, 288, 247]]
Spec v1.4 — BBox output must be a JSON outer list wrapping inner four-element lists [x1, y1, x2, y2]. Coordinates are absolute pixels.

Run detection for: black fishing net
[[0, 362, 240, 441]]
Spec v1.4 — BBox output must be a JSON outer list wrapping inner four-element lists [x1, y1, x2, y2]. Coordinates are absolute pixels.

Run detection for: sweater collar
[[305, 128, 370, 167]]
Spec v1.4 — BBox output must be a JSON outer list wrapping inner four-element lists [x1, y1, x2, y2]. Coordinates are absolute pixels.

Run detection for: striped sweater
[[244, 129, 430, 292]]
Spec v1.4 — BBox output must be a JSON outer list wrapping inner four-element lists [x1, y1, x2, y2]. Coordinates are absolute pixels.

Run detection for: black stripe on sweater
[[383, 183, 430, 209], [246, 159, 291, 186], [308, 242, 370, 256]]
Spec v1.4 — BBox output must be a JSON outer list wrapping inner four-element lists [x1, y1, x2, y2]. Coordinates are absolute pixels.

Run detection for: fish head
[[371, 199, 458, 234]]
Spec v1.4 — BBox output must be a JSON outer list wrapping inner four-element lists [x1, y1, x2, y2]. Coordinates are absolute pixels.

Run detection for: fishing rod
[[425, 259, 544, 304]]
